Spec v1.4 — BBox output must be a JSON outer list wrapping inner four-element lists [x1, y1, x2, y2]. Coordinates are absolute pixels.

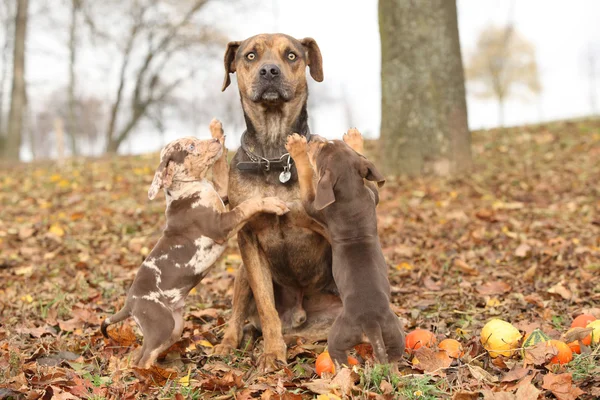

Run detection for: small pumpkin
[[588, 320, 600, 344], [521, 329, 550, 357], [405, 329, 437, 354], [315, 351, 335, 376], [481, 319, 522, 358], [438, 339, 464, 358], [546, 340, 573, 366], [315, 352, 360, 376], [571, 314, 596, 329]]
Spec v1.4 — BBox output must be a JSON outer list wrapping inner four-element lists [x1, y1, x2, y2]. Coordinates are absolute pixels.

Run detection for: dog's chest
[[186, 186, 227, 274], [186, 236, 226, 276]]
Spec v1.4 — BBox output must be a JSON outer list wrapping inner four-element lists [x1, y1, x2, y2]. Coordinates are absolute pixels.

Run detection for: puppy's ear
[[300, 37, 323, 82], [148, 155, 175, 200], [222, 41, 241, 92], [314, 169, 336, 210], [360, 158, 386, 188]]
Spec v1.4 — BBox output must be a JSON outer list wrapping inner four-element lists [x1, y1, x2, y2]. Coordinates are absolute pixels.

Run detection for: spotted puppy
[[285, 130, 405, 368], [101, 120, 289, 369]]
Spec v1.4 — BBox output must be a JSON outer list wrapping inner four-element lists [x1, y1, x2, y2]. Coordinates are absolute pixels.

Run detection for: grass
[[359, 364, 444, 399]]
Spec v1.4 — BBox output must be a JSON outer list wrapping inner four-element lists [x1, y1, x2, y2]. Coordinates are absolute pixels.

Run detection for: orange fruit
[[546, 340, 573, 366], [347, 355, 359, 366], [405, 329, 437, 354], [571, 314, 596, 328], [315, 351, 335, 376], [438, 338, 464, 358], [315, 352, 360, 376]]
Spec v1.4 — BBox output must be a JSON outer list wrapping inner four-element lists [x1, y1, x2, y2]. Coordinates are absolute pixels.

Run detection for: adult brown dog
[[213, 34, 366, 370]]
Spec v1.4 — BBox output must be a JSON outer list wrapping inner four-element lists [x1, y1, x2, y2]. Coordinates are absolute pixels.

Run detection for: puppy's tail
[[363, 322, 388, 364], [101, 305, 131, 339]]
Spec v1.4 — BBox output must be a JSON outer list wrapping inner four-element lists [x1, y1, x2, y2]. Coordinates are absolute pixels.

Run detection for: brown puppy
[[285, 130, 405, 367], [214, 34, 358, 370], [101, 121, 289, 369]]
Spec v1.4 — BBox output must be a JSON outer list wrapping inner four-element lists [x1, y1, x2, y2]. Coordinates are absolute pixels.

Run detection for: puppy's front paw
[[343, 127, 364, 153], [285, 133, 307, 159], [261, 197, 290, 216], [209, 118, 225, 144]]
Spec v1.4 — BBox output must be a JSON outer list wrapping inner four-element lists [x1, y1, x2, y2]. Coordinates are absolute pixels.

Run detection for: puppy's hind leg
[[133, 302, 176, 369]]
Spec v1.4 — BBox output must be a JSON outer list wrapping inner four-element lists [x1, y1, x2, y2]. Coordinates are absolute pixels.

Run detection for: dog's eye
[[287, 52, 296, 61], [246, 52, 256, 61], [188, 144, 195, 152]]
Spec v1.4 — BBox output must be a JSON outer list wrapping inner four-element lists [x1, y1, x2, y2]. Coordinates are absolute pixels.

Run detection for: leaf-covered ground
[[1, 120, 599, 399]]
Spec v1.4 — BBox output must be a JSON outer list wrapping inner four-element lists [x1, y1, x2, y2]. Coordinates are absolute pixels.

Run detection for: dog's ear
[[222, 41, 241, 92], [360, 158, 386, 188], [300, 37, 323, 82], [148, 155, 176, 200], [314, 169, 336, 210]]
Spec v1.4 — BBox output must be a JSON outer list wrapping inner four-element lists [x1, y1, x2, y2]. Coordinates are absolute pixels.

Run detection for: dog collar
[[237, 130, 312, 183]]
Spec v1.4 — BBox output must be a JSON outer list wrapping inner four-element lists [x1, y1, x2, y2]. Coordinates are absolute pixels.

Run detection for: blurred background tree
[[465, 25, 541, 127], [3, 0, 28, 161], [379, 0, 471, 176]]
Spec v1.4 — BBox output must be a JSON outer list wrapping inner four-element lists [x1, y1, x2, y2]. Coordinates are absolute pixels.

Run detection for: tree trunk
[[379, 0, 471, 176], [4, 0, 28, 161], [67, 0, 79, 156], [0, 12, 12, 137], [498, 97, 505, 127]]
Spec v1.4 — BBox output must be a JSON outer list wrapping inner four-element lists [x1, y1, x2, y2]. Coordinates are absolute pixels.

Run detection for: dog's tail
[[101, 304, 132, 339], [363, 321, 388, 364]]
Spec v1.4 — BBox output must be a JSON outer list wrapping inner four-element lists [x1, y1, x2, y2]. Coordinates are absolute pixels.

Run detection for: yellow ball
[[587, 320, 600, 344], [480, 319, 522, 358]]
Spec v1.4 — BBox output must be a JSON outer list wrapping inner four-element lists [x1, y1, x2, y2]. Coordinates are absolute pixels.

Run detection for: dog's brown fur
[[214, 34, 363, 370], [286, 131, 405, 367]]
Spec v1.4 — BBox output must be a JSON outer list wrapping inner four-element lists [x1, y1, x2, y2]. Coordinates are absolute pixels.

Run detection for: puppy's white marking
[[143, 258, 163, 285], [187, 236, 226, 275], [163, 288, 183, 304], [142, 291, 168, 308]]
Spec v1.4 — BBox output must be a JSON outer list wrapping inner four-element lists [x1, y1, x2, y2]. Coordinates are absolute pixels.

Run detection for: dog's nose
[[259, 64, 280, 80]]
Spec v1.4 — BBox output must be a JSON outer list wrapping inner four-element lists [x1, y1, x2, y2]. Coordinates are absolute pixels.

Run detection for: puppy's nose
[[259, 64, 280, 80]]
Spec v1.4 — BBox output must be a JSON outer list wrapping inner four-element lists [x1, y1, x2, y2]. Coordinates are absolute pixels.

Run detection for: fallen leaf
[[515, 243, 531, 258], [562, 327, 593, 343], [481, 390, 515, 400], [48, 224, 65, 237], [476, 281, 512, 295], [547, 282, 572, 300], [501, 367, 531, 382], [331, 367, 357, 396], [454, 258, 479, 275], [523, 342, 556, 366], [542, 372, 585, 400], [412, 347, 452, 375], [514, 383, 540, 400], [468, 364, 498, 383]]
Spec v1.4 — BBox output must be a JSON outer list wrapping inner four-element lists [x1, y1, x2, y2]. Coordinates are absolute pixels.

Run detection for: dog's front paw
[[285, 133, 307, 159], [343, 127, 364, 153], [209, 118, 225, 145], [260, 197, 290, 216], [212, 341, 235, 356], [257, 340, 287, 372]]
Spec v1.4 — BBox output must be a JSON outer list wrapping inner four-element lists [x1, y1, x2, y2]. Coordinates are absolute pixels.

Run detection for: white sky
[[15, 0, 600, 156]]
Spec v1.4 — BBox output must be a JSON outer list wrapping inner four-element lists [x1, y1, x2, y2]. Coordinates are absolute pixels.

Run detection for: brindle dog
[[213, 34, 366, 370]]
